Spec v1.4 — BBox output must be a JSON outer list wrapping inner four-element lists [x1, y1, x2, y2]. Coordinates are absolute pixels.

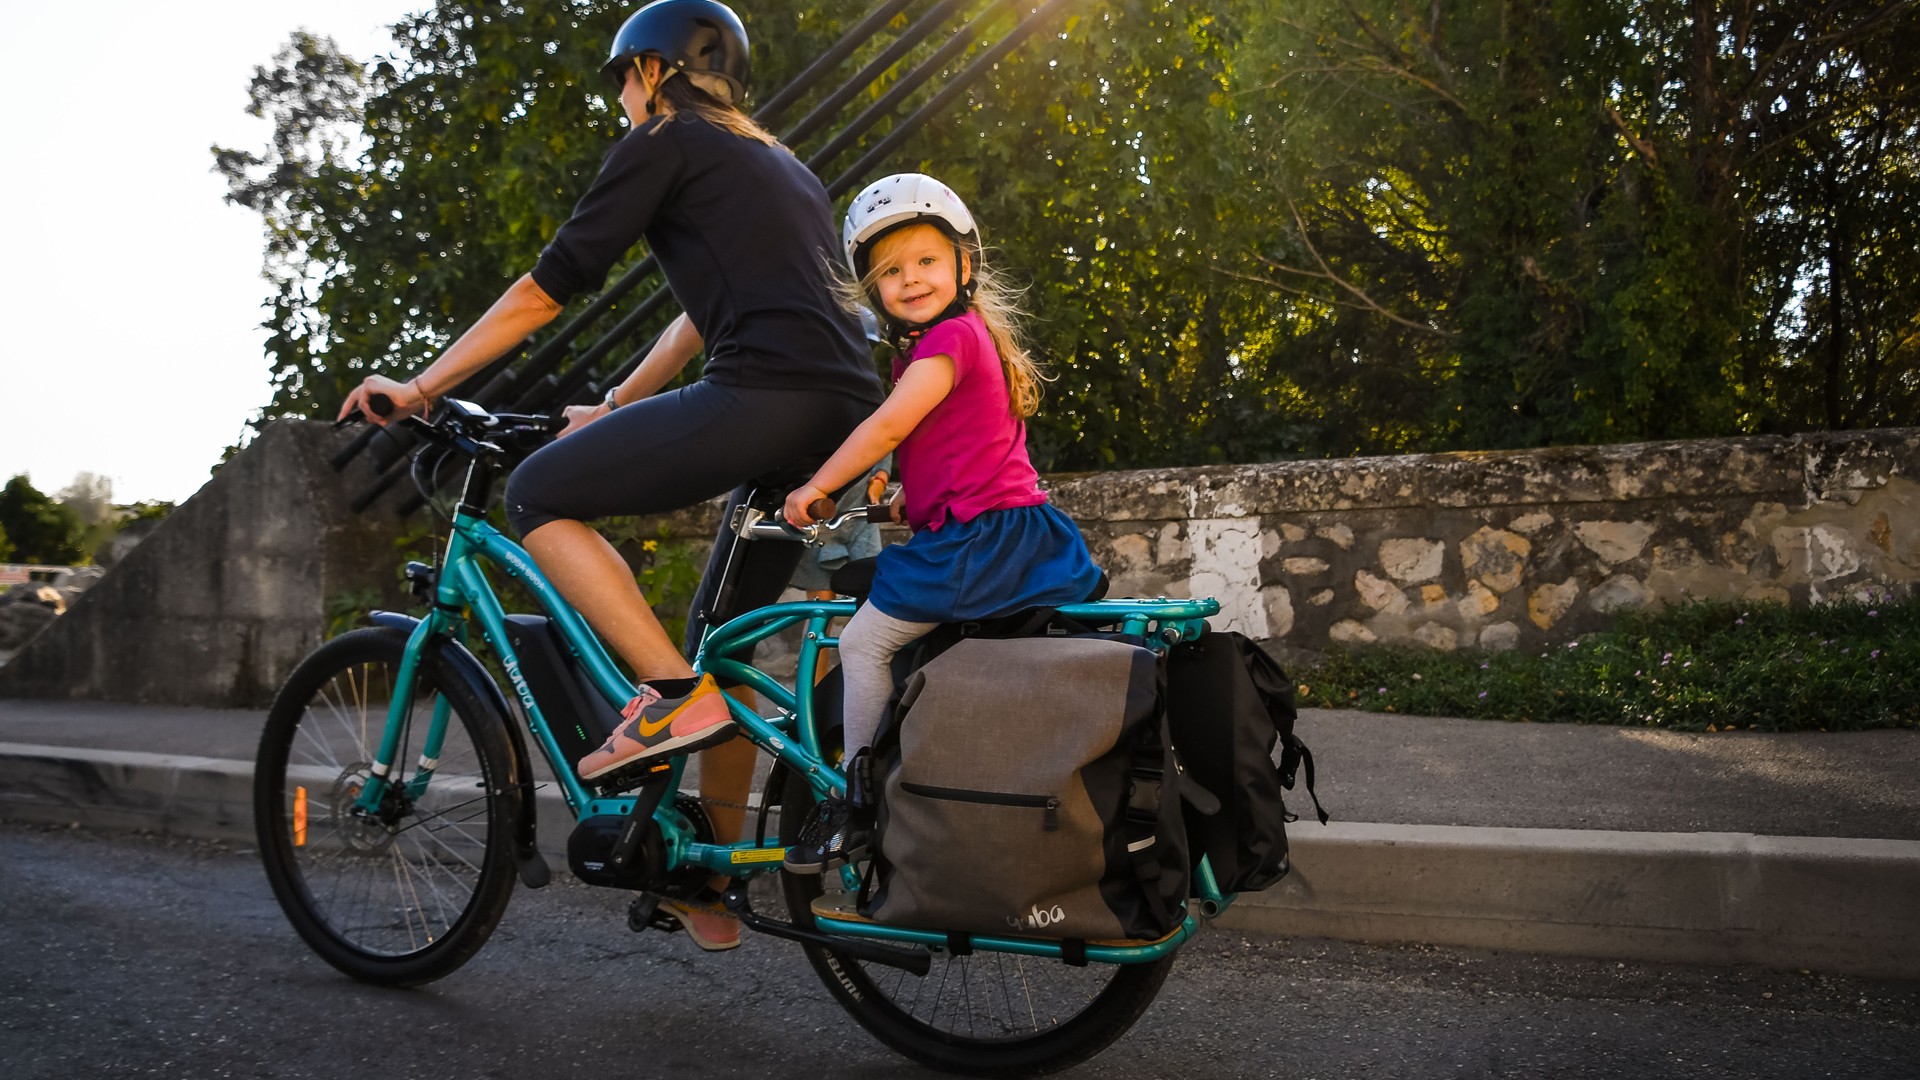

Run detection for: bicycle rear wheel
[[255, 627, 518, 987], [778, 768, 1173, 1077]]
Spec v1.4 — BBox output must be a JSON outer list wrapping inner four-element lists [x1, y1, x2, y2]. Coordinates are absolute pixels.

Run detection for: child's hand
[[784, 484, 829, 527], [887, 489, 906, 525], [865, 470, 890, 505]]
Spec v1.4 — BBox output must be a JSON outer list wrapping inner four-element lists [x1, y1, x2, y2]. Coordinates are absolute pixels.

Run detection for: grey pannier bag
[[862, 633, 1214, 942]]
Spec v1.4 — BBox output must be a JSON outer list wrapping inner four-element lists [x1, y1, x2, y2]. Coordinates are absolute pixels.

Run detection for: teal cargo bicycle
[[255, 397, 1230, 1076]]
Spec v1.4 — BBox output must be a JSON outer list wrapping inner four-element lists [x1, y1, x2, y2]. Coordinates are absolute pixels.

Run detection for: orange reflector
[[293, 786, 308, 847]]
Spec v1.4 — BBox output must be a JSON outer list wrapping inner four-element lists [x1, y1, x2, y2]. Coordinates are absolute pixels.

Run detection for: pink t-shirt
[[891, 312, 1048, 532]]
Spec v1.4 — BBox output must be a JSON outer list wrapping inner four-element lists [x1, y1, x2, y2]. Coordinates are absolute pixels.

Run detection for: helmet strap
[[637, 59, 678, 117]]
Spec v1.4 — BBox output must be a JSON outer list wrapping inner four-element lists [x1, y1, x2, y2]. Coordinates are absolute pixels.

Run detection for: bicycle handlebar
[[739, 502, 894, 543]]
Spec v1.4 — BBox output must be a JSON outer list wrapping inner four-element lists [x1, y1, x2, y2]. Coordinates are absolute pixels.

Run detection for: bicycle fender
[[367, 610, 551, 888]]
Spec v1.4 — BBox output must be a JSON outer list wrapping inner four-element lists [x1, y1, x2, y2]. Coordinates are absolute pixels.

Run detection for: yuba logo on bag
[[1006, 903, 1068, 932]]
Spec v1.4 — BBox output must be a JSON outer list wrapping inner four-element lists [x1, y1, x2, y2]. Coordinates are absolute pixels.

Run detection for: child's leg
[[836, 604, 937, 756]]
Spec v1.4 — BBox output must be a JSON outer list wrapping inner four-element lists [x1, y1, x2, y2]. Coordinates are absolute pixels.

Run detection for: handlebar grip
[[806, 498, 838, 522], [367, 393, 394, 417], [863, 504, 897, 523]]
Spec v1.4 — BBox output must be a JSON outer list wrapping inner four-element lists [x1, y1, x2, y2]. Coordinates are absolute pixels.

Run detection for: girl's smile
[[869, 224, 970, 323]]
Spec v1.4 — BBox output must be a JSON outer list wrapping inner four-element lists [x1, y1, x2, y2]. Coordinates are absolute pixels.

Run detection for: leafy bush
[[1296, 595, 1919, 731]]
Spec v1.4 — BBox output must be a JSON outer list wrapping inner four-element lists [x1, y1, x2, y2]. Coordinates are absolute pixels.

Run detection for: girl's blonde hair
[[843, 227, 1051, 418], [645, 69, 781, 147]]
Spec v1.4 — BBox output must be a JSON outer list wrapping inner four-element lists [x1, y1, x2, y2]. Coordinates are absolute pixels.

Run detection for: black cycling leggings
[[504, 378, 874, 665]]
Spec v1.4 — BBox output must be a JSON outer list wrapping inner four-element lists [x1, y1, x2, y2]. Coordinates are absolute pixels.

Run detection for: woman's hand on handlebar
[[783, 483, 832, 527], [340, 374, 428, 427]]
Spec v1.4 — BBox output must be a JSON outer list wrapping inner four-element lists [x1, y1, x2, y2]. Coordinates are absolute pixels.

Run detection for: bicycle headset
[[601, 0, 751, 107], [842, 173, 983, 352]]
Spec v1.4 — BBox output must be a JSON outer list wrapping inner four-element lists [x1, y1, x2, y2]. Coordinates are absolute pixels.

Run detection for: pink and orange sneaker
[[576, 674, 735, 781]]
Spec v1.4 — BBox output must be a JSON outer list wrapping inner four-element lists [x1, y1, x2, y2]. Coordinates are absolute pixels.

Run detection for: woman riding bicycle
[[338, 0, 883, 950]]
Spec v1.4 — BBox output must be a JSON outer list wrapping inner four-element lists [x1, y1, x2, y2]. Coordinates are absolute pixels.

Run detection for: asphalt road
[[0, 823, 1914, 1080]]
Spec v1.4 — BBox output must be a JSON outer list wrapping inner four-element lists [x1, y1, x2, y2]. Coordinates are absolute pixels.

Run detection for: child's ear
[[959, 249, 973, 287]]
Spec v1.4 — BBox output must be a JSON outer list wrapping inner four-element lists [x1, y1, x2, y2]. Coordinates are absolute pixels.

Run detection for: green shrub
[[1296, 595, 1919, 731]]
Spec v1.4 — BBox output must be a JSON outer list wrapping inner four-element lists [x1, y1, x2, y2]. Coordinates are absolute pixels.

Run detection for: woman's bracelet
[[411, 376, 430, 401]]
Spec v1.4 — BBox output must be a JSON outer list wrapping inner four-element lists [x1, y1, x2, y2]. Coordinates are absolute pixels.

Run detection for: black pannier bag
[[1165, 631, 1326, 894], [863, 633, 1217, 942]]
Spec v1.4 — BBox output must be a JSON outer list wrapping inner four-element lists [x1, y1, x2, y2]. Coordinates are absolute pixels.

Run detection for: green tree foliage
[[220, 1, 1918, 469], [1226, 0, 1918, 451], [0, 476, 87, 565]]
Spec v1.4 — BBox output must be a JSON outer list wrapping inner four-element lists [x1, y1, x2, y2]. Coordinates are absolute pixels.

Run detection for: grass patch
[[1295, 594, 1920, 732]]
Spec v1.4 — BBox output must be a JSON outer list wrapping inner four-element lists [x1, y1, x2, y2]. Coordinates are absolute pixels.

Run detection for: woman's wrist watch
[[602, 385, 622, 411]]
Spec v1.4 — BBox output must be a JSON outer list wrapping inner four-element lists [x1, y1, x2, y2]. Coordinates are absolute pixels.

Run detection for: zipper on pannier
[[900, 782, 1060, 831]]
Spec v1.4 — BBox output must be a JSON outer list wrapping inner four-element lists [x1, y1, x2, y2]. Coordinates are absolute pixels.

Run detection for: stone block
[[1412, 623, 1459, 651], [1308, 589, 1335, 606], [1460, 526, 1532, 593], [1328, 619, 1376, 644], [1480, 621, 1521, 651], [1355, 570, 1409, 615], [1420, 584, 1448, 607], [1458, 580, 1501, 619], [1380, 538, 1446, 583], [1509, 511, 1554, 535], [1155, 522, 1189, 564], [1529, 580, 1581, 630], [1282, 557, 1330, 576], [1316, 524, 1355, 549], [1280, 523, 1308, 543], [1574, 520, 1657, 565], [1590, 574, 1653, 613], [1108, 533, 1153, 574], [1262, 586, 1295, 639]]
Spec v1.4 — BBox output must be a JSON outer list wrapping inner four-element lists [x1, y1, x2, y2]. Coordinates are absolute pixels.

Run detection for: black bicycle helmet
[[601, 0, 751, 104]]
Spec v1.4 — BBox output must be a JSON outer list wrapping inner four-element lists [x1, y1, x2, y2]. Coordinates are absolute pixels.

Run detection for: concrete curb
[[1223, 823, 1920, 981], [5, 741, 1917, 980]]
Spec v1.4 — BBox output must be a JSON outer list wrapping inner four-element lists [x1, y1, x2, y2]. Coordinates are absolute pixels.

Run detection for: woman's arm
[[338, 273, 563, 425], [554, 312, 705, 437], [783, 354, 955, 526]]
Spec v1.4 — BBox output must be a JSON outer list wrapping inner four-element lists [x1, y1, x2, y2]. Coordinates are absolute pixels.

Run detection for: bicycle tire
[[255, 627, 519, 987], [778, 768, 1173, 1077]]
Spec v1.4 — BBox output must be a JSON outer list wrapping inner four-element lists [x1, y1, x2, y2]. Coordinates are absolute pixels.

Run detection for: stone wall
[[0, 422, 407, 706], [1050, 428, 1920, 655]]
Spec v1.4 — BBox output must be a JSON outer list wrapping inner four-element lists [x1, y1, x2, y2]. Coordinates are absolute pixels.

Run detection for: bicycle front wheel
[[779, 768, 1174, 1077], [254, 627, 519, 987]]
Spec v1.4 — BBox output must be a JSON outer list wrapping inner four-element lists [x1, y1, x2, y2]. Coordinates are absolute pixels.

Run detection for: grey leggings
[[836, 605, 936, 756]]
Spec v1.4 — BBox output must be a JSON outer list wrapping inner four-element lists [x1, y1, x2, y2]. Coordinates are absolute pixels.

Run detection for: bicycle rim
[[779, 770, 1171, 1077], [256, 628, 515, 985]]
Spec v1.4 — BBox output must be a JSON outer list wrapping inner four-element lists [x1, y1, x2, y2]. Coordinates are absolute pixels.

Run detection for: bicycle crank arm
[[720, 886, 932, 976]]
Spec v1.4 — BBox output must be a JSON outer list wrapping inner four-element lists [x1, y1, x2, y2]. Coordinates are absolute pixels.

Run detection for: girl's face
[[869, 224, 970, 324]]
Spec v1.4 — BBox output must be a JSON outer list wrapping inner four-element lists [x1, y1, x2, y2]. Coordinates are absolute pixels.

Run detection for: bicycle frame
[[351, 479, 1231, 964]]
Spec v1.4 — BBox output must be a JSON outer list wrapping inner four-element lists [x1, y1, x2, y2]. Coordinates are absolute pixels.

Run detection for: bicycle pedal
[[627, 893, 689, 935], [593, 759, 675, 795]]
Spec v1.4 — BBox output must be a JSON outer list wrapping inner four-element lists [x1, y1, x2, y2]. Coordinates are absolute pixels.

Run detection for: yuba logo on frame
[[1006, 903, 1067, 932]]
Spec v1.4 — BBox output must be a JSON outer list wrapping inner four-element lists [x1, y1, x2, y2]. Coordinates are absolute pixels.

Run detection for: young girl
[[780, 173, 1103, 873]]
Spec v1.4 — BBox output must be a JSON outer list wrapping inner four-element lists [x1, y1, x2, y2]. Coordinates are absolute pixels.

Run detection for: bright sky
[[0, 0, 423, 505]]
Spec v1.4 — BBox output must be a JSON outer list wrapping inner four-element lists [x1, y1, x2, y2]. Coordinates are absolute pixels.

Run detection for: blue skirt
[[868, 503, 1104, 624]]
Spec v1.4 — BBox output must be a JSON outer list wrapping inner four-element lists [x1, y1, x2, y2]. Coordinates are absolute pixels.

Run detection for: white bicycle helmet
[[842, 172, 980, 278]]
